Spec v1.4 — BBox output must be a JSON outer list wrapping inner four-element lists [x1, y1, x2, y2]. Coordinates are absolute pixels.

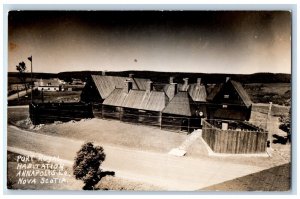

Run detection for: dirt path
[[7, 125, 268, 191]]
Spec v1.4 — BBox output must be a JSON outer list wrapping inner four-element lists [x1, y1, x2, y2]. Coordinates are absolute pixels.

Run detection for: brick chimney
[[197, 78, 201, 85], [129, 73, 134, 78], [169, 76, 174, 84], [102, 70, 106, 76], [124, 79, 132, 93], [146, 81, 153, 92], [183, 78, 189, 86]]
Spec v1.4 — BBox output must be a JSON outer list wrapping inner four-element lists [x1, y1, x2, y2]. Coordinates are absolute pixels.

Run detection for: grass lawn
[[244, 83, 291, 106], [33, 91, 82, 103], [8, 91, 82, 106], [7, 107, 30, 129]]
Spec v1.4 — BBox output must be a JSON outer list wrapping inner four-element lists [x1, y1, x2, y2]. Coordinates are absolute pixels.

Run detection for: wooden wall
[[102, 105, 122, 120], [202, 120, 268, 154], [161, 113, 193, 133], [29, 102, 93, 125], [92, 103, 103, 118], [121, 108, 139, 123], [138, 110, 161, 127]]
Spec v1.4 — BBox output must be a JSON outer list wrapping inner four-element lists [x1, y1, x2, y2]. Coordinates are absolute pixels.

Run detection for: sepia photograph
[[6, 10, 292, 192]]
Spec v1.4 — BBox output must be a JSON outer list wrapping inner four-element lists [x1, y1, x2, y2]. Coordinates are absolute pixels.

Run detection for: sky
[[8, 11, 291, 74]]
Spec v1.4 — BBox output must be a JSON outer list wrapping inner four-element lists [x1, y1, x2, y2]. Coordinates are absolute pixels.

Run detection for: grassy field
[[252, 103, 290, 117], [33, 91, 82, 103], [8, 90, 82, 106], [7, 107, 30, 129], [244, 83, 291, 106]]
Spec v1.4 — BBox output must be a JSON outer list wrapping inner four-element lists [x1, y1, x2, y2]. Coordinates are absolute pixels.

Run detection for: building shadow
[[272, 134, 288, 145]]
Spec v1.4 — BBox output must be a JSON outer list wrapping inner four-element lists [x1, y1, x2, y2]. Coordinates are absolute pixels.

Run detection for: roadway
[[7, 125, 265, 191]]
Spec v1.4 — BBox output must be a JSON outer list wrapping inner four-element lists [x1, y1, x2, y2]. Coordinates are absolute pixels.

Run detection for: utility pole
[[28, 55, 33, 103]]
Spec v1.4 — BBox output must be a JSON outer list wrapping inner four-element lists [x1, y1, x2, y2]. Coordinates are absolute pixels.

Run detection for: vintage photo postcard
[[7, 10, 292, 191]]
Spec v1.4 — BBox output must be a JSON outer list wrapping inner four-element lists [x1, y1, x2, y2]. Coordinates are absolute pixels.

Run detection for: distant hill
[[8, 72, 57, 84], [8, 71, 291, 84], [57, 71, 291, 84]]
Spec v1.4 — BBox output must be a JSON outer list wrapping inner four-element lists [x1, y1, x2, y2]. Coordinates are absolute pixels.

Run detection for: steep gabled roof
[[206, 80, 252, 108], [122, 90, 150, 109], [162, 92, 192, 116], [188, 84, 207, 102], [231, 80, 252, 108], [206, 84, 223, 101], [91, 75, 150, 99], [133, 78, 150, 91], [102, 88, 128, 106], [178, 83, 189, 92], [140, 91, 167, 112], [103, 88, 167, 112]]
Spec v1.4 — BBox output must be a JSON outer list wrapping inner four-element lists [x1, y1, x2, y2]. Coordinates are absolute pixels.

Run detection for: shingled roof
[[162, 92, 192, 116], [231, 80, 252, 108], [140, 91, 167, 112], [103, 88, 167, 112], [206, 84, 223, 101], [102, 88, 128, 107], [91, 75, 150, 99], [206, 80, 252, 108], [178, 83, 189, 92], [122, 90, 150, 109], [188, 84, 207, 102]]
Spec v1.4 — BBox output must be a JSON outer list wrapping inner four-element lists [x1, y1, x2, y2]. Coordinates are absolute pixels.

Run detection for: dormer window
[[224, 94, 229, 99]]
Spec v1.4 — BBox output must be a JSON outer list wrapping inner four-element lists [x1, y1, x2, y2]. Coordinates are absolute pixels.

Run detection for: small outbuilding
[[36, 78, 63, 92]]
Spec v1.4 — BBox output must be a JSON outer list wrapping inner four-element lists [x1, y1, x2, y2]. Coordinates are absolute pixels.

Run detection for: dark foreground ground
[[201, 163, 291, 192]]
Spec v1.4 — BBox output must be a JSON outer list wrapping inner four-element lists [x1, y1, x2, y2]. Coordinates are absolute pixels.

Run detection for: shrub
[[73, 142, 106, 190]]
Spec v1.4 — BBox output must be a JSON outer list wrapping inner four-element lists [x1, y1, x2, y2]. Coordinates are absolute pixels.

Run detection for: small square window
[[224, 95, 229, 99], [222, 104, 228, 108]]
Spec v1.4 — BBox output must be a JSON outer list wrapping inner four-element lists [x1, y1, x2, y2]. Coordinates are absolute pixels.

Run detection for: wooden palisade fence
[[202, 120, 268, 154], [29, 102, 93, 125]]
